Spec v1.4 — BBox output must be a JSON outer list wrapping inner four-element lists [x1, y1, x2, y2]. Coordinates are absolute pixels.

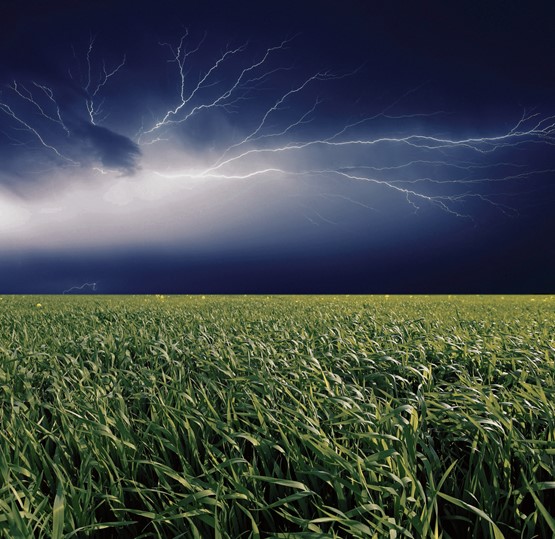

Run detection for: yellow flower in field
[[202, 296, 206, 299], [36, 303, 43, 308]]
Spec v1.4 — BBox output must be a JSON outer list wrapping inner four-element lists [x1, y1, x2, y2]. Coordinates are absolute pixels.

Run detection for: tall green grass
[[0, 295, 554, 537]]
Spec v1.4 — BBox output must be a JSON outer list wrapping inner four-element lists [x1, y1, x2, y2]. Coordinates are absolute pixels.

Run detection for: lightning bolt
[[0, 76, 75, 166], [139, 33, 249, 141], [78, 35, 127, 125], [62, 282, 98, 294], [203, 113, 555, 175], [8, 81, 70, 135], [0, 101, 77, 164]]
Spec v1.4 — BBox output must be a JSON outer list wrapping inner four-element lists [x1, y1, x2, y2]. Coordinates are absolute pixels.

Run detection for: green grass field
[[0, 295, 554, 538]]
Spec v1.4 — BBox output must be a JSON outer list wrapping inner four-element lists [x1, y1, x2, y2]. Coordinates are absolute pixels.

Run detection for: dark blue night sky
[[1, 0, 554, 293]]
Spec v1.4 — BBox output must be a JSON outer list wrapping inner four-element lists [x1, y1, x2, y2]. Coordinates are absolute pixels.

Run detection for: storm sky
[[1, 0, 554, 293]]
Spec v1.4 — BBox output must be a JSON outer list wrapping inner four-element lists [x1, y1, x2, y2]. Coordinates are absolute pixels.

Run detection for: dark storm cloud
[[0, 1, 142, 182], [0, 73, 141, 182], [75, 123, 141, 175], [0, 116, 141, 182]]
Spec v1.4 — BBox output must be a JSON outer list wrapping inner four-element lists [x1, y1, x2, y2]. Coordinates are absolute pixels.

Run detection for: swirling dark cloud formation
[[0, 84, 141, 183], [75, 123, 141, 175]]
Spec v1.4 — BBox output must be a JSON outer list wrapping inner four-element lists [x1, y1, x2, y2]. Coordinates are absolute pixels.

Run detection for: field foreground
[[0, 295, 554, 538]]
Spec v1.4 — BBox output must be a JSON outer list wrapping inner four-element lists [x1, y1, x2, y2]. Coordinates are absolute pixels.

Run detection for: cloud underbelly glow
[[0, 191, 31, 231], [0, 164, 307, 250]]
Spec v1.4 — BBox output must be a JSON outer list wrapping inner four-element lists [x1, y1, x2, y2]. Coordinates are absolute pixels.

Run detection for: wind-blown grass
[[0, 295, 554, 538]]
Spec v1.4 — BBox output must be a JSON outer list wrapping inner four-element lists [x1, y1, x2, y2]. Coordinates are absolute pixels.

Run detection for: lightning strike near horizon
[[62, 282, 98, 294]]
